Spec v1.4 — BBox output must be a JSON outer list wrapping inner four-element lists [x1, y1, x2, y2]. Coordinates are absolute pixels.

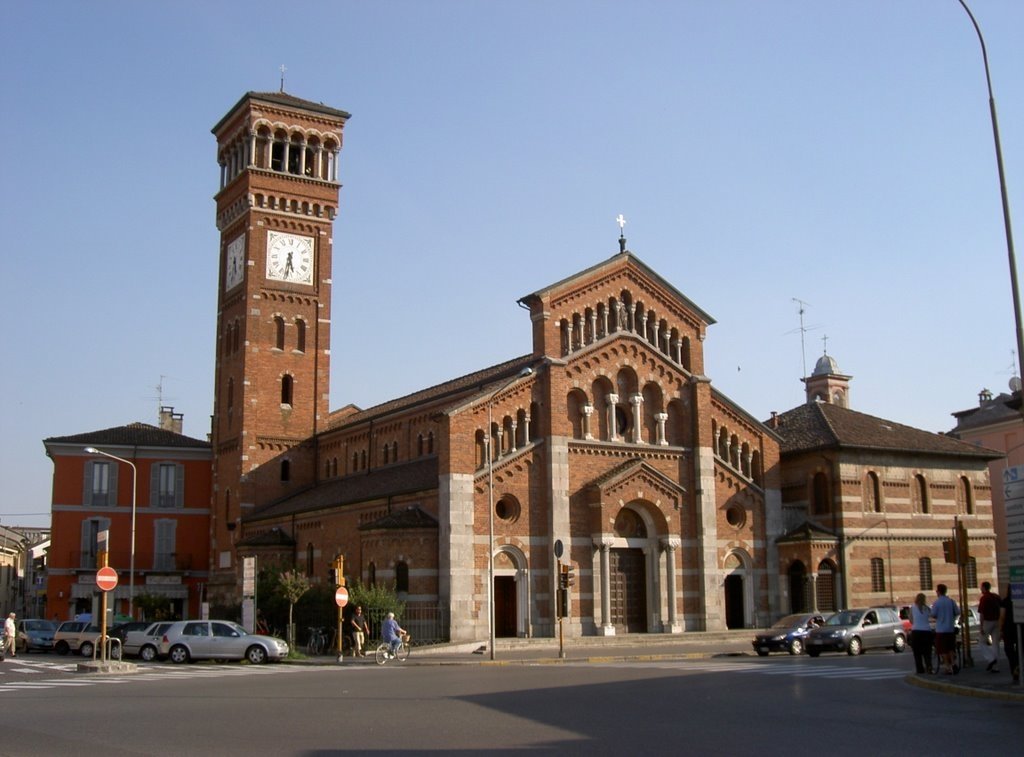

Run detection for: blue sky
[[2, 1, 1022, 528]]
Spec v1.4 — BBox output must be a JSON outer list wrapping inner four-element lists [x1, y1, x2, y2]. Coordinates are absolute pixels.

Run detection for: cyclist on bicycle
[[381, 612, 406, 658]]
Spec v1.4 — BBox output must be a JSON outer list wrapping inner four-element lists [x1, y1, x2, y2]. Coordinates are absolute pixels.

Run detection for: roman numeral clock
[[266, 231, 314, 285]]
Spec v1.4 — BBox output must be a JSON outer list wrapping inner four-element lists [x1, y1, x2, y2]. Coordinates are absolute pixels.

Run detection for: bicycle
[[306, 626, 327, 656], [374, 632, 411, 665]]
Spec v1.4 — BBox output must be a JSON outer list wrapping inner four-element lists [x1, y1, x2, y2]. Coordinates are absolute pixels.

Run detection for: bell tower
[[209, 91, 350, 602]]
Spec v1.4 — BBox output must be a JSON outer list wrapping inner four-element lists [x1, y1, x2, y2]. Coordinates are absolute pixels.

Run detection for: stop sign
[[96, 566, 118, 592], [335, 586, 349, 608]]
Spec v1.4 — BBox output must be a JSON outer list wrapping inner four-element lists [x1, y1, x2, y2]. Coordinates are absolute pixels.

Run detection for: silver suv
[[806, 607, 907, 656]]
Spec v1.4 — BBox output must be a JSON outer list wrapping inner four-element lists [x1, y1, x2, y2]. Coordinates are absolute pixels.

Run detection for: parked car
[[806, 607, 907, 656], [161, 620, 289, 664], [122, 621, 175, 661], [53, 621, 119, 658], [16, 619, 57, 653], [751, 613, 828, 656]]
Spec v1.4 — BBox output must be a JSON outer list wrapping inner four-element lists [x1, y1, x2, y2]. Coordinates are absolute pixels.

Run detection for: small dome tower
[[803, 351, 851, 408]]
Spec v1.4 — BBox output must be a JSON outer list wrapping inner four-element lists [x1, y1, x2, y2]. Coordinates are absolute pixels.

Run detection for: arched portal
[[493, 545, 528, 638], [816, 559, 838, 612], [724, 551, 751, 629]]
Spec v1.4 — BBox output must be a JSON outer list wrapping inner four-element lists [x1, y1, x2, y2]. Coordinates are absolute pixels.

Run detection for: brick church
[[194, 89, 1002, 642]]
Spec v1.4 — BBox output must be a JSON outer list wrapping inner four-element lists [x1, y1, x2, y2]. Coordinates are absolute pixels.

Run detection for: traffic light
[[942, 539, 956, 564], [329, 555, 345, 587], [558, 563, 576, 589]]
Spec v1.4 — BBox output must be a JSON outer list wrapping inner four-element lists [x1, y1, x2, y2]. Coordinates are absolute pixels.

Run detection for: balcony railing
[[67, 551, 196, 573]]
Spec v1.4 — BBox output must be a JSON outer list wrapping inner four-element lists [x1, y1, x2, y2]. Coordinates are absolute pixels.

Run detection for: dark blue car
[[752, 613, 827, 656]]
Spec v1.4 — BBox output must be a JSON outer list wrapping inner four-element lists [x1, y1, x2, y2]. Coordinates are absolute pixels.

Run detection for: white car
[[123, 621, 175, 661], [161, 620, 289, 664]]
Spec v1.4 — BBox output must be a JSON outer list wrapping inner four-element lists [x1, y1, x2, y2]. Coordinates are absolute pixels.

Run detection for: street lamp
[[485, 366, 533, 661], [85, 447, 138, 619], [957, 1, 1023, 391]]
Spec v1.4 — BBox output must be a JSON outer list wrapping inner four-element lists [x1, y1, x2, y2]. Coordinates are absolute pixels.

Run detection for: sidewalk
[[305, 632, 1024, 701]]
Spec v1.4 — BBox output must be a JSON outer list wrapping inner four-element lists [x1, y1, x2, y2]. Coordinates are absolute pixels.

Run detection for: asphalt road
[[0, 652, 1019, 756]]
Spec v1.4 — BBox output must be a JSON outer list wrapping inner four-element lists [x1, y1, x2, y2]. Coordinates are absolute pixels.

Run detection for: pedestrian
[[1001, 585, 1018, 682], [350, 606, 369, 657], [3, 613, 16, 658], [930, 584, 959, 675], [908, 592, 934, 675], [977, 581, 1001, 673]]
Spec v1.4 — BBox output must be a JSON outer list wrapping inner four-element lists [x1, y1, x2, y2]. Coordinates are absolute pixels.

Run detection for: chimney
[[769, 411, 779, 429], [979, 388, 993, 406], [159, 406, 184, 434]]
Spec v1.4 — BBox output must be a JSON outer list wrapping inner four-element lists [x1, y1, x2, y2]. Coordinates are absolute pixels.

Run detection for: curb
[[904, 672, 1024, 702]]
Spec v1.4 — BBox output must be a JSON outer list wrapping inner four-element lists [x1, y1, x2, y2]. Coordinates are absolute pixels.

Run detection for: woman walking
[[909, 592, 934, 675]]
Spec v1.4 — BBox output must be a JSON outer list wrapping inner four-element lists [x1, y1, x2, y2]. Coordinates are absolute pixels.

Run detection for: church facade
[[204, 90, 999, 643]]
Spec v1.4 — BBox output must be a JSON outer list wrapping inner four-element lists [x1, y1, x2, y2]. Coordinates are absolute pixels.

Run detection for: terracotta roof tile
[[770, 402, 1001, 460], [44, 423, 210, 450]]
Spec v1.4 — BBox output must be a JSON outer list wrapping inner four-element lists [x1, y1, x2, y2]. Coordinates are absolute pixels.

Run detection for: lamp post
[[485, 366, 533, 661], [85, 447, 137, 619], [957, 0, 1023, 390]]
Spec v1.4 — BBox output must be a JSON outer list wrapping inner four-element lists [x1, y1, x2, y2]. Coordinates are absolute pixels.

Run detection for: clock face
[[225, 234, 245, 291], [266, 232, 314, 285]]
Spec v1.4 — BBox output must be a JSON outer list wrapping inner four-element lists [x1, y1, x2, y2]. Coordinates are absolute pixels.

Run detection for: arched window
[[274, 316, 285, 350], [368, 562, 376, 586], [392, 441, 398, 462], [232, 319, 241, 353], [427, 431, 434, 454], [870, 557, 885, 592], [914, 474, 929, 514], [226, 378, 234, 424], [281, 374, 293, 406], [417, 434, 424, 457], [295, 318, 306, 353], [812, 472, 830, 515], [395, 561, 409, 594], [382, 445, 390, 465], [959, 476, 974, 515], [965, 557, 978, 588], [306, 543, 314, 576], [352, 452, 358, 472], [864, 471, 881, 513], [280, 459, 291, 482], [918, 557, 932, 591]]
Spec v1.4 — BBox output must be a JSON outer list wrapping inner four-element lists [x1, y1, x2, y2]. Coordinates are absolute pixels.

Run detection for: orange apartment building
[[43, 410, 211, 621]]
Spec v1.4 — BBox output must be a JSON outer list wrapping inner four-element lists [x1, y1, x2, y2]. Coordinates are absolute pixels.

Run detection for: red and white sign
[[335, 586, 349, 608], [96, 566, 118, 592]]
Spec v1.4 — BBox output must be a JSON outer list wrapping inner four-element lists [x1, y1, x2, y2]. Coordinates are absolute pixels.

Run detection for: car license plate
[[758, 646, 770, 653]]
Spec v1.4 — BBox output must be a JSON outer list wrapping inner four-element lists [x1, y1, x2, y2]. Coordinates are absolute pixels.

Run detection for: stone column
[[495, 428, 505, 458], [589, 310, 598, 345], [595, 538, 614, 636], [655, 412, 668, 445], [522, 414, 531, 444], [607, 394, 620, 442], [582, 405, 594, 440], [601, 306, 609, 338], [509, 421, 518, 452], [662, 537, 682, 633], [630, 394, 643, 444]]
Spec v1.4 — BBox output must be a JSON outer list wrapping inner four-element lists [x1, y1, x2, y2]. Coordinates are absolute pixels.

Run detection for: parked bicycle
[[307, 626, 328, 656], [375, 632, 411, 665]]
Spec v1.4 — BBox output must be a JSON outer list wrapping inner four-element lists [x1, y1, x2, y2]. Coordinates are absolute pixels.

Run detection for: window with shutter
[[154, 520, 177, 571]]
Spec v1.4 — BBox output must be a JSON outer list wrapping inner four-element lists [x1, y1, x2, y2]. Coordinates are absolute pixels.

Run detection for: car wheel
[[80, 641, 94, 658], [169, 645, 191, 664], [756, 649, 769, 657], [246, 645, 268, 665], [893, 634, 906, 653], [847, 636, 863, 656], [139, 645, 158, 662], [807, 648, 821, 658], [55, 641, 70, 656], [789, 639, 804, 656]]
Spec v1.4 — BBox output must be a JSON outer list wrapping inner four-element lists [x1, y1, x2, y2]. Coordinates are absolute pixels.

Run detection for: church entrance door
[[494, 576, 517, 637], [610, 548, 646, 632]]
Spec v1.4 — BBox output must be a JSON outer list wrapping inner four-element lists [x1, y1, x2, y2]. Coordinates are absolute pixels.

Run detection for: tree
[[134, 592, 173, 622], [277, 570, 311, 649]]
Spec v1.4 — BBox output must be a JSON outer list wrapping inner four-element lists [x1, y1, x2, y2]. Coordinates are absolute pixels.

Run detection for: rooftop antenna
[[787, 298, 820, 379], [279, 64, 287, 93], [616, 214, 627, 254]]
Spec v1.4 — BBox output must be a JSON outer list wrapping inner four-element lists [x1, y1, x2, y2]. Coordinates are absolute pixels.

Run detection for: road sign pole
[[99, 550, 108, 663]]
